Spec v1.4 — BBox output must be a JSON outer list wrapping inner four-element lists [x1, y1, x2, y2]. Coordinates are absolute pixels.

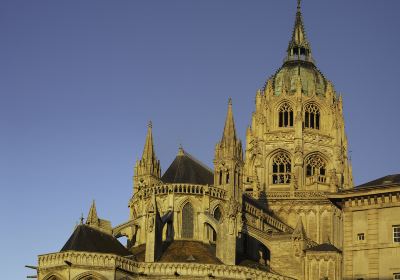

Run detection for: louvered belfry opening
[[181, 202, 194, 238]]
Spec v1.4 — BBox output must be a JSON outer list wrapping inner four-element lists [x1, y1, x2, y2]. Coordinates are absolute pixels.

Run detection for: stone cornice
[[328, 185, 400, 209], [38, 251, 295, 280]]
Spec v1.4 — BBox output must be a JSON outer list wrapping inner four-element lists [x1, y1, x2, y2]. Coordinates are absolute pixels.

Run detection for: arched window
[[278, 103, 294, 127], [219, 170, 222, 185], [213, 206, 222, 221], [305, 154, 326, 183], [79, 277, 99, 280], [182, 202, 194, 238], [46, 276, 62, 280], [304, 104, 320, 129], [272, 152, 291, 184], [205, 223, 217, 243]]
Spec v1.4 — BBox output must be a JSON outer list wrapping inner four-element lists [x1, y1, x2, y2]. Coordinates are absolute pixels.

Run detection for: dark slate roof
[[356, 174, 400, 189], [161, 149, 213, 185], [306, 243, 341, 253], [160, 241, 221, 264], [60, 224, 130, 256]]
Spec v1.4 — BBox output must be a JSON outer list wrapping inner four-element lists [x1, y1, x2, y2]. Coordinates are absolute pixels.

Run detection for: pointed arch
[[304, 102, 320, 129], [73, 271, 107, 280], [269, 150, 292, 184], [213, 206, 222, 222], [181, 202, 194, 238], [43, 273, 65, 280], [304, 152, 329, 184], [204, 222, 217, 243], [278, 102, 294, 127]]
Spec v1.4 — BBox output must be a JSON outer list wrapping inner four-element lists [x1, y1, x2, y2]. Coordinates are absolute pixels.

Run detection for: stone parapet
[[131, 184, 226, 201], [38, 251, 295, 280]]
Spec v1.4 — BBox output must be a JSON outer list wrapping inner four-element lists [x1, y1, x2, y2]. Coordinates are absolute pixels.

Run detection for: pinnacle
[[221, 98, 237, 144], [142, 121, 156, 162], [293, 217, 306, 238], [286, 0, 313, 63], [86, 200, 99, 226], [178, 144, 185, 156]]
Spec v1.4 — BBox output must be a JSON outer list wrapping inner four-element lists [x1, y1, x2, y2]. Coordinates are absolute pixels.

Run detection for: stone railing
[[244, 201, 292, 233], [305, 175, 328, 185], [136, 261, 294, 280], [134, 184, 227, 200], [266, 191, 327, 200], [38, 251, 295, 280], [38, 251, 120, 268]]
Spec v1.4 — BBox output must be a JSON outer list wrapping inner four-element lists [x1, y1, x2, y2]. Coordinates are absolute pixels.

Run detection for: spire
[[286, 0, 313, 63], [221, 98, 237, 144], [292, 217, 307, 239], [86, 200, 99, 226], [133, 122, 161, 192], [142, 121, 156, 162]]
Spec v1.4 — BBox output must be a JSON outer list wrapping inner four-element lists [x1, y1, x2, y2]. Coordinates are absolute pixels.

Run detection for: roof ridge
[[182, 150, 213, 174]]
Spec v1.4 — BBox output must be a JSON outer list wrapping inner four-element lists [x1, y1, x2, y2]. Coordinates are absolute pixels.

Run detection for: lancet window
[[305, 154, 327, 183], [181, 202, 194, 238], [278, 103, 294, 127], [272, 152, 291, 184], [304, 104, 320, 129]]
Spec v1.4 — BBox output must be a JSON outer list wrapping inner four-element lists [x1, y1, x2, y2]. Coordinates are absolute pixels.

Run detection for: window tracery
[[214, 206, 222, 221], [304, 103, 320, 129], [181, 202, 194, 238], [305, 154, 327, 183], [278, 103, 294, 127], [272, 152, 291, 184]]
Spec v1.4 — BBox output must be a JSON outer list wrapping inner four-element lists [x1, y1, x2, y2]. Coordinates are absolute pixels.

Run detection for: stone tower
[[242, 1, 353, 247], [243, 2, 353, 196]]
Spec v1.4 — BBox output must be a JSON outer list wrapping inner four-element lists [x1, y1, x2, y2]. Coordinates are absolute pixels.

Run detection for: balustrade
[[133, 184, 226, 200]]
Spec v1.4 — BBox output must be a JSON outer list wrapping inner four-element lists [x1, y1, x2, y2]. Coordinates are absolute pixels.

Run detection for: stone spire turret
[[221, 98, 237, 145], [292, 217, 307, 257], [142, 121, 156, 164], [214, 100, 243, 266], [133, 121, 161, 193], [285, 0, 313, 64], [85, 201, 112, 234], [86, 200, 99, 226], [214, 98, 243, 199]]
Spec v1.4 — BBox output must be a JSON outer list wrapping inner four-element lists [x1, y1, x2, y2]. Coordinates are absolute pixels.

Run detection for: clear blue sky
[[1, 1, 399, 278]]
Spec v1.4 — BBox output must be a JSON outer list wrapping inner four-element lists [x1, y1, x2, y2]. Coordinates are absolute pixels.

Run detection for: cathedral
[[35, 2, 400, 280]]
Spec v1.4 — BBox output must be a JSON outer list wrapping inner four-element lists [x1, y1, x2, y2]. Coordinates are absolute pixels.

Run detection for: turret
[[215, 99, 243, 265], [85, 200, 112, 234], [214, 98, 243, 200], [285, 0, 314, 65], [133, 121, 161, 193]]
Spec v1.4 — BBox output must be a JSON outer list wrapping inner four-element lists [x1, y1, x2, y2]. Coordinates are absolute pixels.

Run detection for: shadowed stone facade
[[35, 2, 400, 280]]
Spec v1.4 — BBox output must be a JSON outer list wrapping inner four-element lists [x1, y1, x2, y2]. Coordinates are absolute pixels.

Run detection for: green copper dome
[[272, 62, 326, 97]]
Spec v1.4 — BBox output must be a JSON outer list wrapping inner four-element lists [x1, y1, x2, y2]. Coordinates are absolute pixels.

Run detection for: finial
[[80, 213, 84, 224], [178, 144, 184, 156], [148, 120, 152, 129], [297, 0, 301, 11], [228, 97, 232, 106]]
